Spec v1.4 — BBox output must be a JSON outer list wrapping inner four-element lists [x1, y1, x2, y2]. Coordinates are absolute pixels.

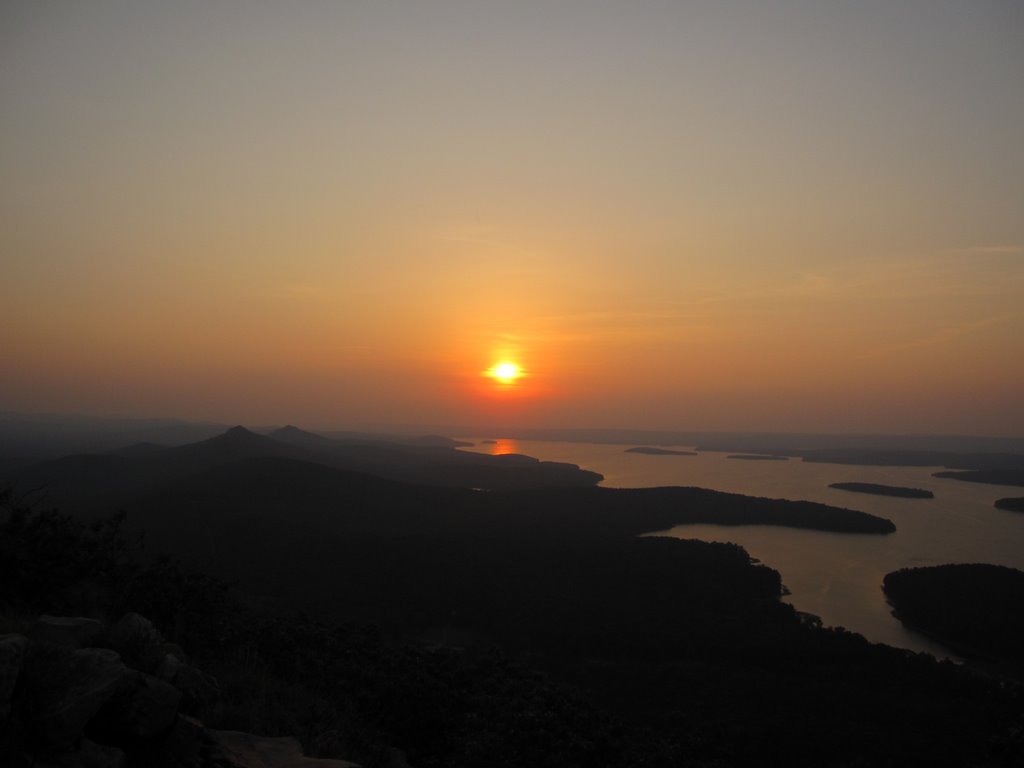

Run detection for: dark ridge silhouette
[[109, 441, 166, 457], [625, 446, 697, 456], [15, 446, 895, 546], [806, 450, 1024, 471], [688, 442, 1024, 472], [319, 428, 472, 448], [84, 458, 895, 627], [933, 469, 1024, 487], [277, 424, 472, 449], [727, 454, 788, 461], [0, 413, 229, 459], [883, 564, 1024, 674], [995, 498, 1024, 512], [161, 424, 296, 463], [10, 426, 602, 514], [829, 482, 933, 499], [270, 423, 336, 448], [401, 433, 474, 448]]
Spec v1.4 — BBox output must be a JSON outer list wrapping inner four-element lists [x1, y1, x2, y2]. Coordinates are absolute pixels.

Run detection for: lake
[[459, 438, 1024, 659]]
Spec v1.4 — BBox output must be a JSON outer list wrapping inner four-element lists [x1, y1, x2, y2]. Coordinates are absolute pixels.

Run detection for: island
[[829, 482, 933, 499], [995, 497, 1024, 513], [883, 563, 1024, 674], [727, 454, 788, 461], [625, 446, 698, 456]]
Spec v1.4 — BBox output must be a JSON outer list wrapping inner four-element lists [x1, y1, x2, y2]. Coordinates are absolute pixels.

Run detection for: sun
[[486, 361, 523, 384]]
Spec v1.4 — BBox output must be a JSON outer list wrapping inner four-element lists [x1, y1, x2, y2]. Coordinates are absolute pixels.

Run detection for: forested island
[[625, 446, 697, 456], [829, 482, 933, 499], [883, 564, 1024, 676], [727, 454, 788, 461], [995, 498, 1024, 513]]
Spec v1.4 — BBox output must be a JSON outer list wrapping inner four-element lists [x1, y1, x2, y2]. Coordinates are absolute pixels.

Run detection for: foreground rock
[[0, 634, 29, 720], [0, 614, 363, 768], [30, 616, 105, 650], [31, 647, 133, 750], [208, 731, 361, 768]]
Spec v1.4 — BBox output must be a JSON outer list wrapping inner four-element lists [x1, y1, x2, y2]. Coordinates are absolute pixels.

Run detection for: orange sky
[[2, 3, 1023, 435]]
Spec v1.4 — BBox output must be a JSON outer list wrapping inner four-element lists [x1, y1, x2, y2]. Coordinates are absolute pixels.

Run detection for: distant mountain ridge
[[8, 424, 602, 514], [0, 413, 474, 463], [5, 413, 1022, 468]]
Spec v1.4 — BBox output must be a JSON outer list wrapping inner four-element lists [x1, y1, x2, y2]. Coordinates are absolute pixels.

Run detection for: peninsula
[[829, 482, 933, 499], [933, 469, 1024, 487]]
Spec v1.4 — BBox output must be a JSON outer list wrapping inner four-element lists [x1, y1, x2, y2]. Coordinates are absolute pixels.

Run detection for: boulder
[[34, 738, 126, 768], [31, 616, 105, 650], [156, 653, 223, 718], [0, 633, 30, 721], [81, 738, 127, 768], [207, 729, 362, 768], [93, 671, 181, 741], [33, 648, 133, 750], [156, 714, 206, 768], [105, 613, 168, 673], [378, 747, 413, 768]]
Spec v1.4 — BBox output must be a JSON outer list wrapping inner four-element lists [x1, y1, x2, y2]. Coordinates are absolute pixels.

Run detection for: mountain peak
[[222, 425, 258, 439], [272, 424, 332, 446]]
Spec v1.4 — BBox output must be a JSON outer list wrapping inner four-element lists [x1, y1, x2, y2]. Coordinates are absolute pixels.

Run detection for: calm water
[[459, 438, 1024, 659]]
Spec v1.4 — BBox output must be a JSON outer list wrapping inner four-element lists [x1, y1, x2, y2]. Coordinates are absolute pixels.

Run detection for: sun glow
[[486, 361, 523, 384]]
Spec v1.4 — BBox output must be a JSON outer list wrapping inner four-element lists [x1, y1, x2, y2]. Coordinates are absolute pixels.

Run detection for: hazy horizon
[[3, 2, 1022, 436], [6, 408, 1024, 448]]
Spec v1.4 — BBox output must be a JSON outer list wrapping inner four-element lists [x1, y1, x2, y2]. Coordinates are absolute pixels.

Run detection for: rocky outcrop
[[30, 646, 133, 750], [0, 633, 29, 720], [30, 616, 106, 650], [95, 671, 182, 741], [207, 731, 361, 768], [154, 651, 223, 721], [106, 613, 182, 673], [1, 614, 363, 768]]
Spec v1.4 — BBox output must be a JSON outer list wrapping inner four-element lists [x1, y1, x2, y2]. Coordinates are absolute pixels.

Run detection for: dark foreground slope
[[93, 456, 891, 648], [4, 489, 1022, 767], [884, 564, 1024, 674], [8, 439, 1024, 768]]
